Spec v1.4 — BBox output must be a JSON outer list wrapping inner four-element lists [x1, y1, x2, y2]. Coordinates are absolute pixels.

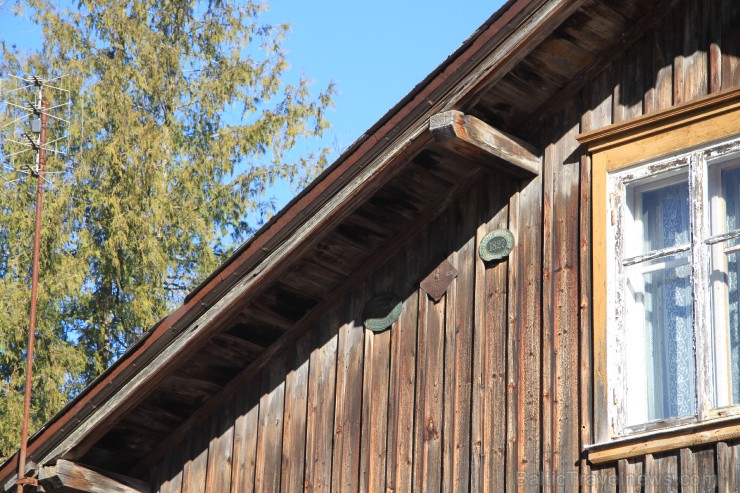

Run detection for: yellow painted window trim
[[577, 86, 740, 460]]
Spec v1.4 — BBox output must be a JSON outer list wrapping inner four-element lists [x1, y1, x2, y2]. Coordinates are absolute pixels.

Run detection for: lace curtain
[[722, 168, 740, 404], [630, 181, 695, 422]]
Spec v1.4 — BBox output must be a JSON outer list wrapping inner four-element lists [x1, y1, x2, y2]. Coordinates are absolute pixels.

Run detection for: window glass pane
[[722, 165, 740, 234], [625, 253, 695, 423], [710, 238, 740, 406], [636, 180, 690, 254]]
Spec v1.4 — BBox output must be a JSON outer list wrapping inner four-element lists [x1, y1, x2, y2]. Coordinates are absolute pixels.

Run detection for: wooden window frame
[[578, 87, 740, 463]]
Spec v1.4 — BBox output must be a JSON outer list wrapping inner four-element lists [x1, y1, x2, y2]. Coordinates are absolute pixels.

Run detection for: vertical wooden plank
[[639, 30, 653, 117], [717, 441, 740, 492], [181, 421, 209, 493], [515, 155, 543, 492], [254, 355, 286, 492], [359, 273, 391, 493], [204, 401, 235, 493], [412, 288, 445, 492], [646, 20, 675, 113], [471, 175, 511, 492], [623, 43, 644, 121], [708, 0, 723, 94], [613, 40, 644, 123], [617, 458, 643, 493], [553, 104, 582, 493], [643, 27, 658, 114], [505, 186, 520, 493], [412, 217, 447, 492], [644, 454, 655, 493], [168, 442, 185, 493], [630, 459, 644, 493], [231, 383, 259, 493], [585, 67, 614, 448], [304, 314, 338, 492], [280, 336, 310, 493], [653, 453, 679, 493], [720, 0, 740, 90], [537, 99, 581, 491], [612, 57, 627, 124], [385, 247, 419, 493], [331, 292, 365, 493], [679, 448, 697, 493], [693, 447, 717, 493], [541, 115, 556, 492], [577, 151, 593, 493], [470, 180, 486, 493], [157, 446, 173, 493], [671, 5, 686, 106], [441, 182, 475, 493], [503, 146, 543, 492], [579, 66, 612, 492], [680, 0, 709, 103], [591, 465, 617, 493]]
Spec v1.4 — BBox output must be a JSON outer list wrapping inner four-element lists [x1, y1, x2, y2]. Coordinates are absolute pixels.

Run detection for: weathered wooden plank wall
[[148, 167, 516, 492], [148, 0, 740, 490], [572, 0, 740, 490]]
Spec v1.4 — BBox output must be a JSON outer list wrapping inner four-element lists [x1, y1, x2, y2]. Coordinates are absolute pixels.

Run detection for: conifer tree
[[0, 0, 333, 458]]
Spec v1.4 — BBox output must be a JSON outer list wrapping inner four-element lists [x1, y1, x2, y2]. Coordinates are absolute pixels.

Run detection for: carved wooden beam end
[[429, 110, 541, 177], [38, 460, 150, 493]]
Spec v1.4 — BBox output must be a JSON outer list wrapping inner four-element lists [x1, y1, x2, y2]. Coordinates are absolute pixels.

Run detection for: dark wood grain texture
[[303, 314, 338, 492], [280, 338, 310, 493], [331, 292, 365, 493]]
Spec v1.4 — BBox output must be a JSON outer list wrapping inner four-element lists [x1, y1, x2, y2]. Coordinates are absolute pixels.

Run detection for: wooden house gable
[[3, 0, 740, 491]]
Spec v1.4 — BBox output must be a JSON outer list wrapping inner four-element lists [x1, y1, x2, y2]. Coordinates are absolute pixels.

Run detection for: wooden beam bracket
[[429, 110, 541, 177], [2, 462, 36, 493], [38, 460, 150, 493]]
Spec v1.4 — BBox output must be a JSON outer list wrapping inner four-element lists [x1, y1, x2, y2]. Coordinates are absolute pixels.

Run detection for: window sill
[[586, 414, 740, 465]]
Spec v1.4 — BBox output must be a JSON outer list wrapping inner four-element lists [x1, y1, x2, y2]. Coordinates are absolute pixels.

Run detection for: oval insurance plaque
[[479, 229, 515, 261], [363, 294, 403, 332]]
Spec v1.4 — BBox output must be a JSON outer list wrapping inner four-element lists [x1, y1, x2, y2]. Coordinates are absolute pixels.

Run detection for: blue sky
[[0, 0, 505, 209], [261, 1, 504, 156], [261, 0, 506, 207]]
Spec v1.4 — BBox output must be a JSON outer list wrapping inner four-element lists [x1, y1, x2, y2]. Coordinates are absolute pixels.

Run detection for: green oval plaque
[[363, 294, 403, 332], [479, 229, 515, 261]]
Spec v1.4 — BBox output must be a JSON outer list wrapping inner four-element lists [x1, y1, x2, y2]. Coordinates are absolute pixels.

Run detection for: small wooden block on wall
[[420, 259, 458, 302]]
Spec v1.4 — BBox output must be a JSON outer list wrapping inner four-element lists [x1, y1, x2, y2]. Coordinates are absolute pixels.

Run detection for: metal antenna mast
[[0, 75, 72, 492], [15, 79, 47, 493]]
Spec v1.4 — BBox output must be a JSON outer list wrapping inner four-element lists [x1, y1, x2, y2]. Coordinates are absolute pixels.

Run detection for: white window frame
[[606, 136, 740, 437]]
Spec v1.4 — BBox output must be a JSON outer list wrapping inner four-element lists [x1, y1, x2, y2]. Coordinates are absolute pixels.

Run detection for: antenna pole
[[16, 91, 47, 493]]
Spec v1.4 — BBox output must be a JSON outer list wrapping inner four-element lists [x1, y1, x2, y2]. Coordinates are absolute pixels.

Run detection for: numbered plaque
[[479, 228, 515, 261]]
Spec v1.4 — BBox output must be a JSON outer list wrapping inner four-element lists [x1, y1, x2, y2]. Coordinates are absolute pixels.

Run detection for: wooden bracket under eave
[[38, 459, 151, 493], [429, 110, 541, 177]]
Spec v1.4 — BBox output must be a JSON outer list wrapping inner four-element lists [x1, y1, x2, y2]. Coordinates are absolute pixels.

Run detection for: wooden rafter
[[522, 0, 682, 133], [429, 110, 541, 177]]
